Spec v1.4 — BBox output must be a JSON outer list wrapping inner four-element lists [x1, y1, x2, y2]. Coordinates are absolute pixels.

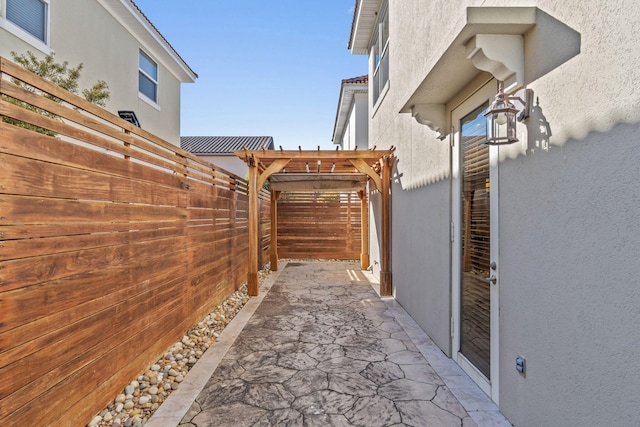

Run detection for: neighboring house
[[0, 0, 197, 145], [349, 1, 639, 426], [332, 75, 368, 150], [181, 136, 275, 178]]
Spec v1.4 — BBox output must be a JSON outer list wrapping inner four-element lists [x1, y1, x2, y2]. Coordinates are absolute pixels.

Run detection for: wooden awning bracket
[[349, 158, 382, 192], [257, 158, 290, 190]]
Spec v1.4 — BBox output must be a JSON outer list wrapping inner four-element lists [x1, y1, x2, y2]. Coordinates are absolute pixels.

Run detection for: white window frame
[[138, 49, 159, 106], [371, 3, 389, 108], [0, 0, 51, 54]]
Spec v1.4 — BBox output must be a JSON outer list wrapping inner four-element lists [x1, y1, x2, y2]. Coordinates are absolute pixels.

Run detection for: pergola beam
[[349, 159, 383, 191], [233, 149, 392, 161], [257, 158, 290, 190], [235, 148, 395, 297]]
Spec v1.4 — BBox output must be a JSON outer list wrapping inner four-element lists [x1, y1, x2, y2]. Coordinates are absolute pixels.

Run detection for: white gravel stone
[[85, 282, 255, 427]]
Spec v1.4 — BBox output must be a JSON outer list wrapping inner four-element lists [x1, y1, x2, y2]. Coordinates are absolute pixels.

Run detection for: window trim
[[138, 49, 159, 105], [0, 0, 51, 54], [370, 3, 389, 107]]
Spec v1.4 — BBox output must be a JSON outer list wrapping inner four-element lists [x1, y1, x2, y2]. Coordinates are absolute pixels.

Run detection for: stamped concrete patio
[[146, 261, 510, 427]]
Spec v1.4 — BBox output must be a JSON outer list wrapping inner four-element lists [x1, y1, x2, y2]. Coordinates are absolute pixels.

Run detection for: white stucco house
[[349, 1, 640, 426], [0, 0, 197, 145], [181, 136, 275, 178], [332, 75, 369, 150]]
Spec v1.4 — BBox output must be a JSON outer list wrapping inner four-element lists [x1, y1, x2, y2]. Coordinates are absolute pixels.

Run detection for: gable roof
[[332, 75, 368, 143], [181, 136, 275, 155], [99, 0, 197, 82]]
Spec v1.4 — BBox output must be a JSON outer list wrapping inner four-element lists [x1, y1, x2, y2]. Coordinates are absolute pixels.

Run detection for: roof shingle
[[342, 75, 368, 84]]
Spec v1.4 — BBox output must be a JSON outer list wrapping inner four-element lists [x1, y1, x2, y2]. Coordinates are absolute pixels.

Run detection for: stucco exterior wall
[[495, 1, 640, 425], [498, 123, 640, 426], [0, 0, 187, 145], [390, 178, 452, 354], [365, 0, 456, 362], [363, 0, 640, 425], [353, 93, 369, 150], [198, 155, 249, 179]]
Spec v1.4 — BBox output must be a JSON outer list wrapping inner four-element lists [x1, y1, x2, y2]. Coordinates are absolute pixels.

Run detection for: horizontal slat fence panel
[[0, 57, 270, 426], [277, 192, 361, 260]]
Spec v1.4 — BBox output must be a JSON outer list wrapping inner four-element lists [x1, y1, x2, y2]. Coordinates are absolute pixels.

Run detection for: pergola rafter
[[234, 148, 395, 297]]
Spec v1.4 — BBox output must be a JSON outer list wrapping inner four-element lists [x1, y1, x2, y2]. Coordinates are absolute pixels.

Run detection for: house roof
[[100, 0, 197, 82], [348, 0, 383, 54], [181, 136, 275, 155], [332, 75, 368, 143]]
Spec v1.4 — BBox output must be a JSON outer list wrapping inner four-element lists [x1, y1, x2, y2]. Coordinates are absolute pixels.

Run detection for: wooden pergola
[[234, 147, 395, 297]]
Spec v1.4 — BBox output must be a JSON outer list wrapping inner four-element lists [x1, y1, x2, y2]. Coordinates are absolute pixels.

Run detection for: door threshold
[[457, 353, 491, 397]]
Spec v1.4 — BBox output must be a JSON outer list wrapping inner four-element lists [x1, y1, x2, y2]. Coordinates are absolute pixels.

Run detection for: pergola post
[[380, 155, 394, 296], [358, 189, 370, 270], [270, 190, 280, 271], [247, 160, 259, 296], [234, 149, 394, 298]]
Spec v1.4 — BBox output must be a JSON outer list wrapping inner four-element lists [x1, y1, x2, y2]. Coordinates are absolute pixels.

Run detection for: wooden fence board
[[0, 57, 271, 426], [0, 276, 184, 403], [0, 124, 188, 189], [0, 220, 183, 240], [0, 153, 186, 206], [0, 251, 186, 338], [277, 192, 360, 260], [0, 226, 185, 261]]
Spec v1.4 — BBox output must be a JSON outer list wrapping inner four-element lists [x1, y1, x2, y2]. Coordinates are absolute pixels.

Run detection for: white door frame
[[451, 80, 500, 403]]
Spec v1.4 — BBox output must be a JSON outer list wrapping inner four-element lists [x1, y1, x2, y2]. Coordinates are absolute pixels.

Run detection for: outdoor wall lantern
[[484, 81, 533, 145]]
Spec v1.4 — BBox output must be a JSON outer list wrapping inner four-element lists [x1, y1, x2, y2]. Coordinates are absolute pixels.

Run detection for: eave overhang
[[348, 0, 383, 55], [401, 7, 538, 139], [332, 82, 368, 144], [98, 0, 198, 82]]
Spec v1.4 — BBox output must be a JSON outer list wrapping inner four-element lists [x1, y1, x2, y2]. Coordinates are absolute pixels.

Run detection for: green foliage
[[82, 80, 110, 107], [2, 51, 111, 135]]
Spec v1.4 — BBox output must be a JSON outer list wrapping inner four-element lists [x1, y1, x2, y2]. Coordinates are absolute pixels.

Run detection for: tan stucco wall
[[0, 0, 185, 145], [364, 1, 640, 425]]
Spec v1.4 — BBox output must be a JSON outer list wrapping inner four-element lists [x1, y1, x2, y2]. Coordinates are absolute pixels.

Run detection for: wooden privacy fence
[[277, 192, 361, 260], [0, 57, 270, 426]]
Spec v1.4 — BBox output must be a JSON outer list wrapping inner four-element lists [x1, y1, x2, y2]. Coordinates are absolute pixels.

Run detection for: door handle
[[484, 275, 497, 285]]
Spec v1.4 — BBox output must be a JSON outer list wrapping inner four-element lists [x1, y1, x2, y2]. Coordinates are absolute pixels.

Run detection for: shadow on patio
[[147, 261, 509, 427]]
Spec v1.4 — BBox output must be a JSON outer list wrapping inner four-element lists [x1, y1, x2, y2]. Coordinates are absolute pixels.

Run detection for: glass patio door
[[451, 81, 500, 402], [459, 103, 491, 379]]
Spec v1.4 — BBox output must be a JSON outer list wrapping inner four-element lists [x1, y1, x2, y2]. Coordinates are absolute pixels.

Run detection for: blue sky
[[133, 0, 368, 149]]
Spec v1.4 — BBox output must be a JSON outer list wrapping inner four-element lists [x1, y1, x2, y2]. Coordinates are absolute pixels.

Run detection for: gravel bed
[[86, 270, 270, 427]]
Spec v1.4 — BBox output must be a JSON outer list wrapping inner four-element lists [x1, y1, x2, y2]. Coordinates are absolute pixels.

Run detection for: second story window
[[372, 4, 389, 105], [3, 0, 49, 44], [139, 50, 158, 103]]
